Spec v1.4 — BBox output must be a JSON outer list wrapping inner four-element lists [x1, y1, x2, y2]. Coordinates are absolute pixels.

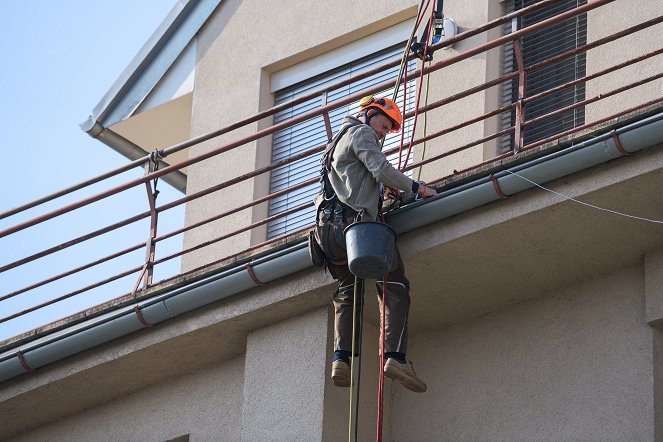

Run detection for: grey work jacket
[[321, 116, 415, 221]]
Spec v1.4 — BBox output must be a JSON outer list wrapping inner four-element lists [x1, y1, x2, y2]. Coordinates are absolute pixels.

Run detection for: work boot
[[331, 360, 350, 387], [384, 358, 427, 393]]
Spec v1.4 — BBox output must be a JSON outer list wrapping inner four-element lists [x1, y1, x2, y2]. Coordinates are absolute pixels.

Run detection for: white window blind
[[501, 0, 587, 151], [267, 45, 416, 239]]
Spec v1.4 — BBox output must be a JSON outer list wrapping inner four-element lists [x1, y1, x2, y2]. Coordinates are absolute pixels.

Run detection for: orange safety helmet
[[359, 95, 403, 132]]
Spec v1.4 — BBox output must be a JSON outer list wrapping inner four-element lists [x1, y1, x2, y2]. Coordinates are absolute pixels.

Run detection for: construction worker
[[312, 95, 437, 393]]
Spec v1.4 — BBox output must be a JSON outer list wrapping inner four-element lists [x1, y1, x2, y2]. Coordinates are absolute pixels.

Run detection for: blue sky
[[0, 1, 185, 341]]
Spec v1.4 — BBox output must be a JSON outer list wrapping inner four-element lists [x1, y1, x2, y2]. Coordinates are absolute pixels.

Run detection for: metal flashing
[[81, 0, 221, 132]]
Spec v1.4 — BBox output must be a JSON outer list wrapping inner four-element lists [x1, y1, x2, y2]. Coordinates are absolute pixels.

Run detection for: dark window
[[268, 45, 416, 238], [501, 0, 587, 151]]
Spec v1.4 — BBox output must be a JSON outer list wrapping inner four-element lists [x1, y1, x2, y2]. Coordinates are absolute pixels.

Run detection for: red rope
[[396, 0, 431, 171], [397, 60, 409, 171], [377, 4, 432, 440], [414, 0, 432, 31], [400, 7, 436, 172]]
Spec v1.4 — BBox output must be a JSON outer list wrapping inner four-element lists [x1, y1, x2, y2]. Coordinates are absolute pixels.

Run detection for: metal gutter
[[2, 112, 663, 383]]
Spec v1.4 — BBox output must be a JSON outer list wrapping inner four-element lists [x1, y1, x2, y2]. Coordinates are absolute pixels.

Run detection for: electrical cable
[[397, 55, 410, 171], [505, 169, 663, 224], [395, 0, 432, 169]]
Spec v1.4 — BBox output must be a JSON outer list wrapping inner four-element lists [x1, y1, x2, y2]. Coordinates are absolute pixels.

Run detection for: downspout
[[2, 111, 663, 383]]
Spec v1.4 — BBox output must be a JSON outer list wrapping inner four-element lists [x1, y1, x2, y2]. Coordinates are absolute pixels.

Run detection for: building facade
[[2, 0, 663, 440]]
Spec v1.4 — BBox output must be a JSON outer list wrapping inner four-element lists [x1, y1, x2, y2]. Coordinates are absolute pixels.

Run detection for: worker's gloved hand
[[416, 183, 437, 198], [383, 186, 401, 201]]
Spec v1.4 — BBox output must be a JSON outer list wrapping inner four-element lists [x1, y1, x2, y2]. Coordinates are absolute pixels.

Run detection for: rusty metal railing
[[2, 0, 663, 342]]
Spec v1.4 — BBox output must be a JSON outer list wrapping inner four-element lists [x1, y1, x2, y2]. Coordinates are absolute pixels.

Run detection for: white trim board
[[270, 19, 413, 93]]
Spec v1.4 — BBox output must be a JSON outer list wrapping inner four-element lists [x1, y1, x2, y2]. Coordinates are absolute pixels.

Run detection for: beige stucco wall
[[393, 264, 655, 441], [180, 0, 514, 272], [10, 356, 245, 442], [8, 264, 658, 441], [182, 0, 420, 272], [241, 308, 328, 440], [180, 0, 663, 272], [586, 0, 663, 123], [6, 2, 663, 440], [411, 0, 505, 184]]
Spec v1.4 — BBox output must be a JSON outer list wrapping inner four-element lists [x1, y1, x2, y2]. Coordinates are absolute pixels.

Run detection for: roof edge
[[80, 0, 222, 132]]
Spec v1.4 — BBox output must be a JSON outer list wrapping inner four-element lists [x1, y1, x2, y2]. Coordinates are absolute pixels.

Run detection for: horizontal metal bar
[[524, 96, 663, 151], [524, 71, 663, 129], [524, 47, 663, 106], [156, 0, 567, 159], [428, 151, 515, 186], [154, 177, 319, 243], [427, 98, 663, 188], [404, 71, 519, 120], [0, 142, 326, 274], [0, 211, 150, 273], [0, 265, 143, 325], [525, 14, 663, 75], [0, 0, 611, 240], [152, 201, 314, 268], [166, 225, 314, 288], [0, 243, 144, 303], [0, 156, 151, 220], [406, 127, 514, 172], [0, 176, 320, 302]]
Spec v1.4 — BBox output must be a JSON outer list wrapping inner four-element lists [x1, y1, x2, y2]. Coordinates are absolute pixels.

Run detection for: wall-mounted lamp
[[432, 17, 458, 49]]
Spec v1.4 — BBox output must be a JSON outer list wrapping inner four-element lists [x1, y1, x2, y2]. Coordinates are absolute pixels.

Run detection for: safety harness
[[316, 122, 361, 265]]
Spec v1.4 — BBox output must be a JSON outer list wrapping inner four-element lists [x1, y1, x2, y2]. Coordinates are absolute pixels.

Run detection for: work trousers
[[315, 203, 411, 356]]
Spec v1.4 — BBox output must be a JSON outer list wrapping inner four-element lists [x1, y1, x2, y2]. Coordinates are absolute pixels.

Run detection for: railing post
[[512, 17, 526, 152], [142, 152, 161, 289], [321, 92, 333, 140]]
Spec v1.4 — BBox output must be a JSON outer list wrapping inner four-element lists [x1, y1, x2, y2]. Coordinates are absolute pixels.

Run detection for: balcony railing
[[1, 0, 662, 345]]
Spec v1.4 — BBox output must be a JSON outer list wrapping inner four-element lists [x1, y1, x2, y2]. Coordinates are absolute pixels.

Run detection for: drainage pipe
[[1, 111, 663, 383]]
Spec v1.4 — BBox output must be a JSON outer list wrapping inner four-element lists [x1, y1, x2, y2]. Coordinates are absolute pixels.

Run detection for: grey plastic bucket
[[344, 221, 397, 279]]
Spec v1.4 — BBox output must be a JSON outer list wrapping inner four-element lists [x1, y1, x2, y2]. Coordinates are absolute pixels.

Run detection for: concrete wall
[[180, 0, 663, 268], [8, 308, 336, 442], [393, 264, 655, 441], [241, 308, 328, 440], [11, 356, 245, 442], [586, 0, 663, 123], [182, 0, 419, 272], [6, 2, 663, 441], [10, 263, 658, 441]]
